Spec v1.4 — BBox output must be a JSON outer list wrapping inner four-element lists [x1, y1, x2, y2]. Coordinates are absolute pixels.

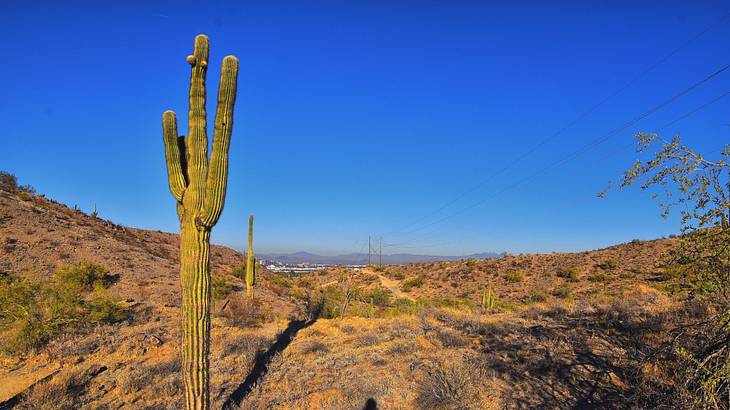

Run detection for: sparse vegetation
[[0, 262, 126, 355], [556, 267, 579, 282], [552, 283, 573, 299], [506, 270, 524, 283], [401, 275, 425, 292], [606, 133, 730, 407], [0, 170, 34, 193], [595, 258, 617, 271], [212, 274, 237, 300]]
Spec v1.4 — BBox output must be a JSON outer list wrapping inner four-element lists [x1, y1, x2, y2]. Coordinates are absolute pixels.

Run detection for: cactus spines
[[246, 214, 255, 297], [162, 34, 239, 410], [482, 283, 495, 311]]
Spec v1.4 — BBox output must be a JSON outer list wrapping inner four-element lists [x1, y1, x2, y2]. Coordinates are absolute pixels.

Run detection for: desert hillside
[[0, 187, 697, 409]]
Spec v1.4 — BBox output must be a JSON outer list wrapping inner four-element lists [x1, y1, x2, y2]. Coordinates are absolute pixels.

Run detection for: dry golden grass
[[0, 187, 696, 408]]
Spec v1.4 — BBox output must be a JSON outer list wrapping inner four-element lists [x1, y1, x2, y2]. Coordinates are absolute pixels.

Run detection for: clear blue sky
[[2, 1, 729, 256]]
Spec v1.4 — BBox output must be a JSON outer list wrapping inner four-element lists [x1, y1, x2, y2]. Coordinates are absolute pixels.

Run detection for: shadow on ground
[[223, 303, 323, 409]]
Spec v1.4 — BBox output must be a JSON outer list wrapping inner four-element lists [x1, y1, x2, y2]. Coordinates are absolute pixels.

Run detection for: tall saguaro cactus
[[162, 34, 238, 410], [246, 214, 256, 297]]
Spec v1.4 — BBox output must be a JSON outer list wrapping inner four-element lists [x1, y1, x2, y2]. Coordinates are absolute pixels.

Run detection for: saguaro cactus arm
[[162, 111, 187, 202], [185, 34, 210, 213], [200, 56, 239, 228]]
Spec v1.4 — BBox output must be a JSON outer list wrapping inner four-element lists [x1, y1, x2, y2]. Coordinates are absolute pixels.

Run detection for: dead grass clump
[[431, 327, 470, 348], [20, 368, 82, 409], [221, 295, 264, 327], [415, 355, 488, 409], [301, 340, 330, 355], [385, 341, 416, 355]]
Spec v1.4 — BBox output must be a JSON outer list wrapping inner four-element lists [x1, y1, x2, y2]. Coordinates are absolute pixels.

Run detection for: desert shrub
[[0, 171, 18, 191], [268, 273, 292, 288], [393, 272, 405, 280], [495, 299, 520, 312], [53, 262, 109, 292], [415, 356, 486, 409], [595, 258, 617, 271], [222, 295, 265, 327], [401, 276, 425, 292], [0, 263, 125, 355], [588, 273, 610, 283], [606, 134, 730, 407], [391, 298, 417, 315], [211, 274, 237, 300], [300, 340, 330, 355], [465, 258, 477, 267], [552, 283, 572, 299], [506, 270, 524, 283], [556, 267, 579, 282], [362, 286, 392, 307], [524, 288, 547, 304], [431, 327, 469, 348], [320, 285, 346, 319], [296, 277, 313, 289], [86, 284, 127, 323], [386, 341, 415, 355], [230, 263, 245, 278]]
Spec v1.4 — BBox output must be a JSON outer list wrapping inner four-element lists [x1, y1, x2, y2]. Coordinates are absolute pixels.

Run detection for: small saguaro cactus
[[482, 283, 496, 311], [162, 34, 239, 410], [246, 214, 256, 297]]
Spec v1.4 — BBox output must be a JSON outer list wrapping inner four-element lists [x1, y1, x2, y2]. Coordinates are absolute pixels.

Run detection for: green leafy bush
[[211, 274, 237, 300], [320, 285, 346, 319], [360, 287, 391, 307], [0, 263, 126, 355], [86, 284, 127, 323], [401, 276, 425, 292]]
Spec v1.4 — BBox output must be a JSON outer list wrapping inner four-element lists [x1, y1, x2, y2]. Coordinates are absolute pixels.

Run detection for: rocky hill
[[0, 186, 693, 409]]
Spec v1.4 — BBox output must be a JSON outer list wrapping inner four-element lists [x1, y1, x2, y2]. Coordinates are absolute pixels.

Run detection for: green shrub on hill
[[0, 263, 126, 355]]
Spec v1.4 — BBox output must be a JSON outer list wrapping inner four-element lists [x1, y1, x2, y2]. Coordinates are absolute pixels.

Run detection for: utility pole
[[379, 237, 382, 267], [368, 236, 371, 266]]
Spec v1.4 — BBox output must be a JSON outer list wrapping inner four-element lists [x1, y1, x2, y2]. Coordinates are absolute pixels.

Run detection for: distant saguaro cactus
[[162, 34, 238, 410], [246, 214, 256, 297], [482, 283, 495, 311]]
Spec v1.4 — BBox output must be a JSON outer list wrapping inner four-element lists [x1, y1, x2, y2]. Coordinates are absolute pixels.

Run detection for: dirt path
[[363, 268, 415, 302]]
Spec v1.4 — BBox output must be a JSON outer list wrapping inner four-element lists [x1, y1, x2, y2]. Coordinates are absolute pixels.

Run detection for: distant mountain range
[[257, 251, 502, 265]]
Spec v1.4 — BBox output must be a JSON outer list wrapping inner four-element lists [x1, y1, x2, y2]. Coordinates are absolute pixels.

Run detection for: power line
[[386, 11, 730, 237], [386, 86, 730, 251], [402, 62, 730, 237]]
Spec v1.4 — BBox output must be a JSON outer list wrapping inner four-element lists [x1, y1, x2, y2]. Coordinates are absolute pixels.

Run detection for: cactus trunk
[[179, 225, 211, 408], [246, 214, 255, 298], [162, 34, 239, 410]]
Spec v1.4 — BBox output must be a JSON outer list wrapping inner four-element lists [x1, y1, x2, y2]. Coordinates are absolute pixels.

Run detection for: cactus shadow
[[222, 302, 323, 409]]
